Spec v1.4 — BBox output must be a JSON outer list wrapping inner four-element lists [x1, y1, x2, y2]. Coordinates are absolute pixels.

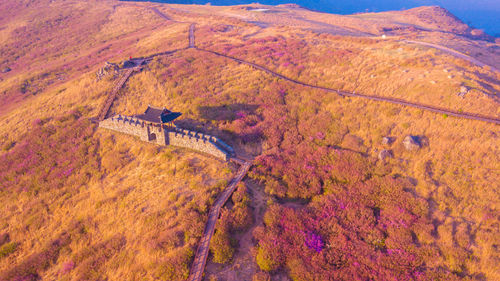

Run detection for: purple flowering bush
[[0, 110, 100, 193]]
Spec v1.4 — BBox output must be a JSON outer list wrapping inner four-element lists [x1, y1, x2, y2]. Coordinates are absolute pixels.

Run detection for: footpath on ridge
[[143, 7, 500, 125]]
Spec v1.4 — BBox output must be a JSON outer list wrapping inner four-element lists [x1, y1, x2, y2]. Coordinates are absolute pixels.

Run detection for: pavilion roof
[[135, 105, 182, 124]]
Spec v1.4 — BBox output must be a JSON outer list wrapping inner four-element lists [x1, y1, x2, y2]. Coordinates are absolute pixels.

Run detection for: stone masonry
[[99, 115, 231, 161]]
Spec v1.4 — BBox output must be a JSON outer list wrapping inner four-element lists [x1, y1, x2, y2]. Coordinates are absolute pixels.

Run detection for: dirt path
[[403, 40, 500, 73], [96, 59, 144, 121], [150, 7, 172, 21], [189, 24, 196, 48]]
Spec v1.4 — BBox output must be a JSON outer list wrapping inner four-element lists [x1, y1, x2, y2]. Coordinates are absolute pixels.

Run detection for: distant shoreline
[[122, 0, 499, 37]]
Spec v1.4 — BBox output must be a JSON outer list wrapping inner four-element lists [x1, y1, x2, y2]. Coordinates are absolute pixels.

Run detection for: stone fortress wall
[[99, 115, 232, 161]]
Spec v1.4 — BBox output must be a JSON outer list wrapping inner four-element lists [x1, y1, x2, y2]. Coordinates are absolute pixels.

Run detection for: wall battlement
[[99, 115, 231, 161]]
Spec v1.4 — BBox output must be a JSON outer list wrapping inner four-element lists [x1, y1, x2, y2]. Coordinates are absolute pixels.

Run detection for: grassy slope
[[0, 1, 499, 280], [121, 46, 499, 279], [0, 1, 231, 280], [118, 10, 499, 277]]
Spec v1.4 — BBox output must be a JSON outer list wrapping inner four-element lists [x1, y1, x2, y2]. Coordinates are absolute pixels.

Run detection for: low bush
[[0, 233, 71, 281], [0, 242, 18, 259]]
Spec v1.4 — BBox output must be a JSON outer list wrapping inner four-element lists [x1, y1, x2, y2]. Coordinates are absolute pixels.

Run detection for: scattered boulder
[[96, 62, 119, 81], [378, 149, 392, 161], [381, 136, 393, 145], [458, 86, 468, 98], [1, 67, 11, 73], [403, 135, 421, 151]]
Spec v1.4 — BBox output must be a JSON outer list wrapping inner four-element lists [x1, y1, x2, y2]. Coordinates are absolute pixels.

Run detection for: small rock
[[443, 69, 449, 73], [370, 74, 376, 78], [458, 86, 469, 98], [448, 75, 454, 79], [381, 137, 393, 145], [402, 69, 408, 73], [378, 149, 392, 161], [1, 67, 11, 73], [403, 135, 421, 151], [430, 80, 436, 84]]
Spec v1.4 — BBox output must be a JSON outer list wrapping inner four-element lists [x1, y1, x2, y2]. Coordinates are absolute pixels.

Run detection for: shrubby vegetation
[[1, 1, 498, 280], [210, 183, 253, 264], [0, 109, 100, 193], [117, 46, 498, 280]]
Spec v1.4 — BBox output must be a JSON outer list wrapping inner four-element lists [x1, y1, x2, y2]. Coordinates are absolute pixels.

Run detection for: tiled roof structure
[[135, 105, 182, 123]]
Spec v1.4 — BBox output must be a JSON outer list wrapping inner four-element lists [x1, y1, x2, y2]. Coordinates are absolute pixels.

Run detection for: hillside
[[0, 1, 499, 281]]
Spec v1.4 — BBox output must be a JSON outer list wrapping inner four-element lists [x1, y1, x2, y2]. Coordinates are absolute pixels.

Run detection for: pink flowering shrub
[[245, 98, 460, 279], [253, 184, 460, 280], [0, 110, 100, 193]]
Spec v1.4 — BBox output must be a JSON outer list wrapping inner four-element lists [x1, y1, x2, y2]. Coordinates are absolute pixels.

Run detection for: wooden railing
[[188, 160, 251, 281], [96, 60, 145, 121]]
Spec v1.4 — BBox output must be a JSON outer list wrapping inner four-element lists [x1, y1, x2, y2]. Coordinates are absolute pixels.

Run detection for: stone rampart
[[99, 115, 231, 161], [168, 129, 229, 161], [99, 115, 148, 139]]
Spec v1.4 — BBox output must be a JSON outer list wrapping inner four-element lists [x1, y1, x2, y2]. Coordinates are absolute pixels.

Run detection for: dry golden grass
[[0, 1, 499, 280], [113, 44, 499, 279], [0, 128, 232, 280]]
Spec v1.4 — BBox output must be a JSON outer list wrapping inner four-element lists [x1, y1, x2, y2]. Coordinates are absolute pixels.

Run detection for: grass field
[[0, 1, 499, 280]]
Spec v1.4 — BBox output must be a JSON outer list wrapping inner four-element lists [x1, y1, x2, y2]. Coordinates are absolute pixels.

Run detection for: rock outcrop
[[382, 137, 393, 145], [378, 149, 392, 161], [458, 86, 468, 98], [403, 135, 421, 151], [96, 62, 119, 81]]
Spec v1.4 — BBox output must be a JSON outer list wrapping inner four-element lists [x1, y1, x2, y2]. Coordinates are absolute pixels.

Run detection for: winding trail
[[150, 7, 172, 21], [403, 40, 500, 73], [188, 160, 251, 281], [97, 6, 500, 280], [144, 6, 499, 125], [198, 48, 500, 125], [89, 5, 500, 281]]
